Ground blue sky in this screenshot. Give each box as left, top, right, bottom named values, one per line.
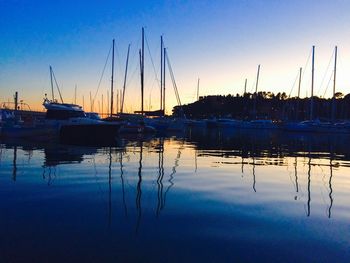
left=1, top=0, right=350, bottom=112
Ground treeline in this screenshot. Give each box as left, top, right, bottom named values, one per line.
left=173, top=91, right=350, bottom=121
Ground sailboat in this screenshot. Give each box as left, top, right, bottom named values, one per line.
left=240, top=65, right=278, bottom=130
left=138, top=31, right=188, bottom=132
left=284, top=46, right=350, bottom=133
left=117, top=29, right=156, bottom=134
left=284, top=46, right=321, bottom=132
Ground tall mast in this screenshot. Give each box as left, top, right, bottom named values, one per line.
left=310, top=46, right=315, bottom=120
left=255, top=64, right=260, bottom=94
left=163, top=47, right=166, bottom=114
left=141, top=27, right=145, bottom=115
left=197, top=78, right=200, bottom=101
left=244, top=78, right=247, bottom=95
left=110, top=39, right=115, bottom=117
left=297, top=67, right=302, bottom=98
left=254, top=64, right=260, bottom=118
left=121, top=44, right=130, bottom=114
left=160, top=36, right=163, bottom=111
left=332, top=46, right=337, bottom=123
left=49, top=66, right=55, bottom=101
left=296, top=67, right=302, bottom=120
left=14, top=91, right=18, bottom=113
left=139, top=49, right=143, bottom=114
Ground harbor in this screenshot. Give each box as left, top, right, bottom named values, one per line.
left=2, top=1, right=350, bottom=262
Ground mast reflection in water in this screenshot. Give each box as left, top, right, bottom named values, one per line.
left=0, top=129, right=350, bottom=262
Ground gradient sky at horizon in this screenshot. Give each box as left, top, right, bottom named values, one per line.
left=1, top=0, right=350, bottom=113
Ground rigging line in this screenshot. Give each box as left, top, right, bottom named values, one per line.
left=123, top=35, right=142, bottom=88
left=123, top=65, right=140, bottom=112
left=299, top=48, right=312, bottom=95
left=93, top=43, right=112, bottom=104
left=51, top=70, right=64, bottom=103
left=145, top=33, right=161, bottom=90
left=127, top=56, right=142, bottom=86
left=165, top=51, right=182, bottom=106
left=114, top=40, right=123, bottom=78
left=288, top=69, right=300, bottom=97
left=317, top=48, right=335, bottom=96
left=323, top=70, right=334, bottom=98
left=301, top=47, right=312, bottom=80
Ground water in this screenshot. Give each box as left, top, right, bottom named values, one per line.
left=0, top=129, right=350, bottom=262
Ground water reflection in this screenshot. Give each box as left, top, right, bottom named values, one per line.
left=156, top=138, right=164, bottom=217
left=0, top=130, right=349, bottom=222
left=1, top=130, right=350, bottom=261
left=136, top=141, right=143, bottom=234
left=119, top=151, right=128, bottom=218
left=12, top=145, right=17, bottom=181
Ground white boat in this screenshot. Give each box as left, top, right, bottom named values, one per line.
left=43, top=99, right=124, bottom=144
left=43, top=99, right=103, bottom=127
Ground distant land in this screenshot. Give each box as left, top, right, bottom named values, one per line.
left=173, top=92, right=349, bottom=121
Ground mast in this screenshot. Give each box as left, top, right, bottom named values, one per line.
left=163, top=47, right=166, bottom=115
left=14, top=91, right=18, bottom=111
left=296, top=67, right=302, bottom=120
left=332, top=46, right=337, bottom=123
left=244, top=78, right=247, bottom=95
left=14, top=92, right=18, bottom=124
left=141, top=27, right=145, bottom=115
left=254, top=64, right=260, bottom=118
left=197, top=78, right=200, bottom=101
left=121, top=44, right=130, bottom=114
left=49, top=66, right=55, bottom=101
left=310, top=45, right=315, bottom=120
left=160, top=36, right=163, bottom=111
left=297, top=67, right=302, bottom=98
left=255, top=64, right=260, bottom=94
left=110, top=39, right=115, bottom=117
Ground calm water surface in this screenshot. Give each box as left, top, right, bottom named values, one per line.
left=0, top=128, right=350, bottom=262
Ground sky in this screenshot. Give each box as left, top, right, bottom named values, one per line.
left=1, top=0, right=350, bottom=113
